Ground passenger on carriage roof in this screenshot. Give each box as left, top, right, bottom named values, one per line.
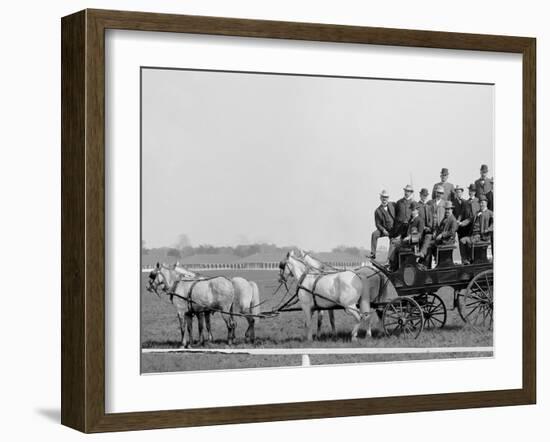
left=418, top=200, right=458, bottom=267
left=431, top=167, right=455, bottom=201
left=459, top=195, right=494, bottom=263
left=418, top=185, right=445, bottom=266
left=369, top=189, right=395, bottom=260
left=435, top=200, right=459, bottom=245
left=393, top=184, right=416, bottom=238
left=388, top=201, right=425, bottom=270
left=475, top=164, right=493, bottom=201
left=417, top=188, right=432, bottom=236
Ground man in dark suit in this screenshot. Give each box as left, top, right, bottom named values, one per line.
left=453, top=185, right=473, bottom=263
left=475, top=164, right=493, bottom=201
left=435, top=201, right=459, bottom=245
left=370, top=190, right=395, bottom=260
left=388, top=201, right=424, bottom=270
left=393, top=184, right=416, bottom=239
left=431, top=167, right=455, bottom=201
left=419, top=197, right=458, bottom=268
left=466, top=183, right=480, bottom=216
left=460, top=195, right=494, bottom=263
left=419, top=185, right=445, bottom=266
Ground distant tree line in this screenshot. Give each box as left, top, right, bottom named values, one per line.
left=142, top=242, right=370, bottom=259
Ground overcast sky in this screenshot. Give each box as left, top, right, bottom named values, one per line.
left=141, top=68, right=494, bottom=252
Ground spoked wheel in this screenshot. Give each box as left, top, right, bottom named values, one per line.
left=458, top=269, right=493, bottom=329
left=382, top=297, right=424, bottom=339
left=416, top=293, right=447, bottom=329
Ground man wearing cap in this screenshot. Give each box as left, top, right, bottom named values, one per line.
left=451, top=185, right=468, bottom=220
left=460, top=195, right=494, bottom=263
left=453, top=185, right=473, bottom=263
left=370, top=190, right=395, bottom=260
left=431, top=168, right=455, bottom=201
left=475, top=164, right=493, bottom=201
left=417, top=188, right=433, bottom=235
left=388, top=201, right=424, bottom=270
left=466, top=183, right=480, bottom=216
left=418, top=186, right=446, bottom=266
left=393, top=184, right=416, bottom=239
left=435, top=201, right=459, bottom=245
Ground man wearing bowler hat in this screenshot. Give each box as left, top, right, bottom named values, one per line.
left=460, top=195, right=493, bottom=263
left=420, top=196, right=456, bottom=266
left=453, top=185, right=473, bottom=263
left=417, top=188, right=432, bottom=237
left=394, top=184, right=416, bottom=239
left=435, top=200, right=459, bottom=245
left=431, top=167, right=455, bottom=201
left=388, top=201, right=424, bottom=270
left=475, top=164, right=493, bottom=201
left=370, top=190, right=395, bottom=260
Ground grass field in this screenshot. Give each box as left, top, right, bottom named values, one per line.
left=141, top=270, right=493, bottom=373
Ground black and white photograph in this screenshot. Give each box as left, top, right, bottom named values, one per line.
left=141, top=67, right=494, bottom=374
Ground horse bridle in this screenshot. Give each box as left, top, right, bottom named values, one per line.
left=146, top=268, right=171, bottom=298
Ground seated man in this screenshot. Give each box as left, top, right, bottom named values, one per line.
left=418, top=185, right=445, bottom=267
left=370, top=190, right=395, bottom=260
left=460, top=195, right=493, bottom=264
left=388, top=202, right=424, bottom=270
left=421, top=200, right=458, bottom=267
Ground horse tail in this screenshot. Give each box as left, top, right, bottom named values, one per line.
left=250, top=281, right=261, bottom=317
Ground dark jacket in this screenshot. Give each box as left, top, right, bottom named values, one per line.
left=474, top=178, right=493, bottom=200
left=394, top=197, right=415, bottom=237
left=452, top=197, right=468, bottom=221
left=405, top=215, right=425, bottom=244
left=374, top=203, right=395, bottom=235
left=486, top=190, right=494, bottom=211
left=436, top=214, right=458, bottom=244
left=471, top=209, right=494, bottom=240
left=461, top=197, right=480, bottom=234
left=418, top=200, right=433, bottom=233
left=454, top=198, right=473, bottom=237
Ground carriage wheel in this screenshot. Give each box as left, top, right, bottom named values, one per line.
left=382, top=297, right=424, bottom=339
left=458, top=269, right=493, bottom=329
left=416, top=293, right=447, bottom=329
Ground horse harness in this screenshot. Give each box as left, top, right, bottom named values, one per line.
left=295, top=271, right=340, bottom=309
left=169, top=276, right=218, bottom=313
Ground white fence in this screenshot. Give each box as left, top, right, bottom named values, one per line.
left=142, top=261, right=365, bottom=272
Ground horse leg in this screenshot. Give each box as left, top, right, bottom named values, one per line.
left=177, top=312, right=186, bottom=347
left=328, top=309, right=336, bottom=336
left=205, top=312, right=213, bottom=342
left=345, top=307, right=363, bottom=342
left=302, top=305, right=314, bottom=341
left=316, top=311, right=323, bottom=337
left=221, top=313, right=235, bottom=346
left=197, top=312, right=205, bottom=346
left=182, top=312, right=193, bottom=348
left=245, top=317, right=255, bottom=343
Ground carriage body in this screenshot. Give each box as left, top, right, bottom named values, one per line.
left=369, top=241, right=494, bottom=337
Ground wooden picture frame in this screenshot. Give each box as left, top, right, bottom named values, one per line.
left=61, top=9, right=536, bottom=433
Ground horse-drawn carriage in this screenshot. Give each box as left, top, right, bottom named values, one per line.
left=368, top=240, right=493, bottom=338
left=146, top=240, right=493, bottom=345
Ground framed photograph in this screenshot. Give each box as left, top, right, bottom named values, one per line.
left=61, top=9, right=536, bottom=433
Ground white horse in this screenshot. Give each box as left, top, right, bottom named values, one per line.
left=231, top=277, right=261, bottom=342
left=297, top=250, right=337, bottom=336
left=280, top=250, right=375, bottom=341
left=173, top=263, right=261, bottom=343
left=146, top=263, right=235, bottom=347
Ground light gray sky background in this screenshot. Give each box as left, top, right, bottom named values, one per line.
left=142, top=68, right=494, bottom=252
